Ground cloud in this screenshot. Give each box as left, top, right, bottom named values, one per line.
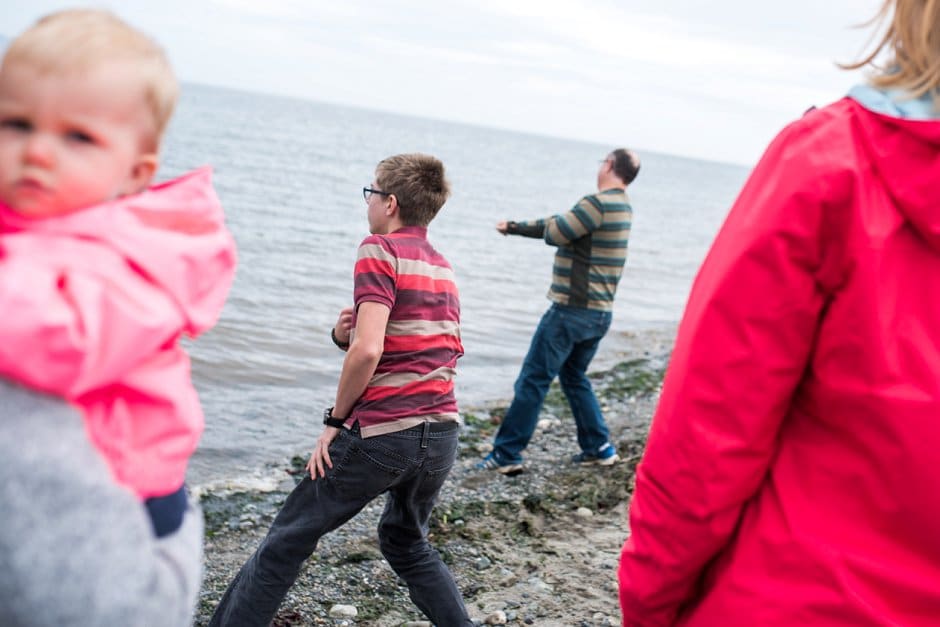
left=0, top=0, right=887, bottom=164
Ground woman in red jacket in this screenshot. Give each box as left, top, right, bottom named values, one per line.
left=618, top=1, right=940, bottom=624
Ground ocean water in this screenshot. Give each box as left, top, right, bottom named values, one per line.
left=159, top=83, right=751, bottom=490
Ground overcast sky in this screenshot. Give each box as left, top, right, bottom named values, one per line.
left=3, top=0, right=885, bottom=165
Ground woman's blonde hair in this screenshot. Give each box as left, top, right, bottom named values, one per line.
left=2, top=9, right=178, bottom=144
left=844, top=0, right=940, bottom=104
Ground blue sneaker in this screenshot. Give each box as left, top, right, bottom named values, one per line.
left=475, top=453, right=524, bottom=476
left=571, top=443, right=619, bottom=466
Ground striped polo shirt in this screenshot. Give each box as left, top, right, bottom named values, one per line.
left=509, top=188, right=632, bottom=312
left=349, top=225, right=463, bottom=436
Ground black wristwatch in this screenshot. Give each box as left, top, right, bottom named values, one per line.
left=322, top=406, right=347, bottom=429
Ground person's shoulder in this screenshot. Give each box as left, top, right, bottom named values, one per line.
left=753, top=98, right=868, bottom=210
left=579, top=191, right=625, bottom=212
left=358, top=233, right=394, bottom=251
left=356, top=234, right=399, bottom=266
left=775, top=98, right=861, bottom=151
left=758, top=98, right=870, bottom=180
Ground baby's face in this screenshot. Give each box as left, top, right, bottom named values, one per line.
left=0, top=60, right=157, bottom=217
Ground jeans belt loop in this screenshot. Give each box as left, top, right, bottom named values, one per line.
left=420, top=421, right=430, bottom=449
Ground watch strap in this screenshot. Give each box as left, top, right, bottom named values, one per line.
left=323, top=406, right=347, bottom=429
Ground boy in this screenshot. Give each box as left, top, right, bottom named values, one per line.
left=0, top=10, right=236, bottom=537
left=211, top=154, right=472, bottom=626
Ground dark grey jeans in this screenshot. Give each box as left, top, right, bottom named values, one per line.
left=209, top=421, right=472, bottom=626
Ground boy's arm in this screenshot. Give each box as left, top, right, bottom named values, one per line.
left=333, top=301, right=390, bottom=418
left=307, top=301, right=390, bottom=478
left=0, top=380, right=202, bottom=626
left=0, top=249, right=185, bottom=398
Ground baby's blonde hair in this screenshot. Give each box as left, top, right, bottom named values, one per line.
left=846, top=0, right=940, bottom=106
left=2, top=9, right=179, bottom=146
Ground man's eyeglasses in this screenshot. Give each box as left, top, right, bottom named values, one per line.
left=363, top=187, right=392, bottom=202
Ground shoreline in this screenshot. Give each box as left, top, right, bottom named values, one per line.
left=188, top=325, right=677, bottom=495
left=195, top=354, right=668, bottom=626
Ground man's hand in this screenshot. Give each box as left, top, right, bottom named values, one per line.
left=307, top=426, right=341, bottom=479
left=333, top=307, right=354, bottom=346
left=496, top=221, right=510, bottom=235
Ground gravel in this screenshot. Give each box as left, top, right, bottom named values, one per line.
left=195, top=354, right=667, bottom=626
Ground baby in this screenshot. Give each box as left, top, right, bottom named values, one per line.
left=0, top=10, right=236, bottom=537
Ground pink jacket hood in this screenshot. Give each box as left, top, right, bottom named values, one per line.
left=0, top=168, right=236, bottom=498
left=0, top=167, right=235, bottom=336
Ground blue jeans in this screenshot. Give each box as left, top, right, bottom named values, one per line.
left=492, top=303, right=613, bottom=465
left=209, top=421, right=472, bottom=626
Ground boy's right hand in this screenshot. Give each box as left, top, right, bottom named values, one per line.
left=333, top=307, right=354, bottom=345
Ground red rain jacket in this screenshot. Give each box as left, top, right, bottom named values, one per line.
left=619, top=98, right=940, bottom=625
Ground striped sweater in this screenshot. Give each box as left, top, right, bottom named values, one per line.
left=508, top=188, right=632, bottom=312
left=349, top=226, right=463, bottom=436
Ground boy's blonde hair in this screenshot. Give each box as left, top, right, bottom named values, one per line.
left=2, top=9, right=179, bottom=145
left=846, top=0, right=940, bottom=105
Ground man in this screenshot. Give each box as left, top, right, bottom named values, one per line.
left=210, top=154, right=472, bottom=626
left=478, top=149, right=640, bottom=475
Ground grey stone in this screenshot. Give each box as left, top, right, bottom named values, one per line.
left=329, top=603, right=358, bottom=618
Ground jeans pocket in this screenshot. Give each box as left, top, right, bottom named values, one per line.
left=425, top=434, right=459, bottom=477
left=327, top=433, right=411, bottom=494
left=357, top=437, right=411, bottom=475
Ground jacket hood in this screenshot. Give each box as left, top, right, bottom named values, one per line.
left=0, top=167, right=237, bottom=335
left=847, top=97, right=940, bottom=252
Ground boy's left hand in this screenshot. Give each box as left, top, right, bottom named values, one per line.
left=333, top=307, right=354, bottom=345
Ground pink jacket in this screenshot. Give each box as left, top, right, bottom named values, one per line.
left=0, top=168, right=237, bottom=499
left=619, top=99, right=940, bottom=625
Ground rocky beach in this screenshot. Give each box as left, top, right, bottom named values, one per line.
left=194, top=333, right=671, bottom=626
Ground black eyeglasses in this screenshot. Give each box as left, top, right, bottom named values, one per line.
left=363, top=186, right=392, bottom=202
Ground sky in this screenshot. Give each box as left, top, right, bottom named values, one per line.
left=2, top=0, right=885, bottom=165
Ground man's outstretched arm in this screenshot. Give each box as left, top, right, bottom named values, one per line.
left=496, top=219, right=546, bottom=238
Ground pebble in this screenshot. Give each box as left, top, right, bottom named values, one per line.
left=575, top=507, right=594, bottom=518
left=535, top=417, right=561, bottom=431
left=485, top=610, right=508, bottom=624
left=329, top=604, right=358, bottom=618
left=527, top=577, right=552, bottom=592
